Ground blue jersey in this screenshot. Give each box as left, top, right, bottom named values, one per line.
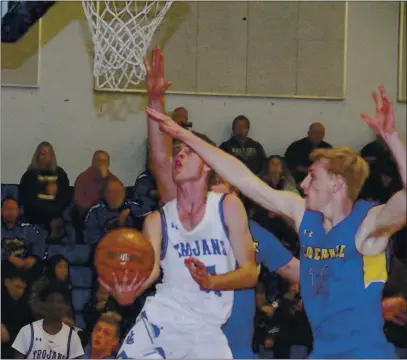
left=223, top=220, right=293, bottom=359
left=299, top=200, right=396, bottom=359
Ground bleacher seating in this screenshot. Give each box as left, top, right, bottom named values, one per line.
left=1, top=183, right=136, bottom=334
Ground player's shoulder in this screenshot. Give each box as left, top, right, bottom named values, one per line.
left=218, top=192, right=245, bottom=214
left=144, top=210, right=162, bottom=226
left=29, top=320, right=44, bottom=331
left=18, top=322, right=32, bottom=334
left=61, top=322, right=77, bottom=334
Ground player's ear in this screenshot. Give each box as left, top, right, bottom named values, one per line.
left=203, top=163, right=211, bottom=173
left=332, top=174, right=346, bottom=194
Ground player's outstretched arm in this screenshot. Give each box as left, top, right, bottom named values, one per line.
left=145, top=47, right=176, bottom=204
left=276, top=258, right=300, bottom=283
left=145, top=107, right=306, bottom=227
left=357, top=85, right=406, bottom=255
left=249, top=220, right=300, bottom=283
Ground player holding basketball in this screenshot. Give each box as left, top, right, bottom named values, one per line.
left=139, top=48, right=301, bottom=359
left=146, top=85, right=406, bottom=358
left=100, top=48, right=259, bottom=359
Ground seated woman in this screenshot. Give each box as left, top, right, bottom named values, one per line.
left=19, top=142, right=71, bottom=231
left=28, top=256, right=72, bottom=321
left=254, top=155, right=300, bottom=252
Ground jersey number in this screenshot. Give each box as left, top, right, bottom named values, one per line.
left=203, top=265, right=222, bottom=297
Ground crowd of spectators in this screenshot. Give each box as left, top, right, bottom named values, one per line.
left=1, top=110, right=406, bottom=358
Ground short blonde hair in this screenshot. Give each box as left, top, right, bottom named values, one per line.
left=99, top=311, right=122, bottom=325
left=310, top=147, right=369, bottom=201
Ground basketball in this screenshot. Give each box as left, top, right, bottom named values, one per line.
left=94, top=228, right=155, bottom=288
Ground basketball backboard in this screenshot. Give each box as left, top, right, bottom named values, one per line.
left=1, top=1, right=55, bottom=43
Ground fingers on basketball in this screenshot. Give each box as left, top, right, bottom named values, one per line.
left=130, top=272, right=146, bottom=291
left=113, top=271, right=122, bottom=289
left=129, top=271, right=139, bottom=287
left=98, top=277, right=113, bottom=293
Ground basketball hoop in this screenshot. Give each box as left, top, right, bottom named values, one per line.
left=82, top=0, right=173, bottom=90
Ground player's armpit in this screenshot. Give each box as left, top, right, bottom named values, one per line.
left=276, top=258, right=300, bottom=283
left=209, top=195, right=258, bottom=291
left=356, top=194, right=407, bottom=255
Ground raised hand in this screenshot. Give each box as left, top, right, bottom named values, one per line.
left=184, top=257, right=213, bottom=290
left=146, top=106, right=188, bottom=140
left=144, top=47, right=172, bottom=100
left=360, top=85, right=395, bottom=137
left=98, top=270, right=147, bottom=306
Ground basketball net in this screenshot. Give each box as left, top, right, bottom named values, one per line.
left=82, top=0, right=173, bottom=90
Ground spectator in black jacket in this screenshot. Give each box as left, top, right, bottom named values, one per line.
left=19, top=142, right=70, bottom=230
left=284, top=123, right=332, bottom=186
left=84, top=179, right=150, bottom=247
left=220, top=115, right=267, bottom=175
left=360, top=136, right=403, bottom=203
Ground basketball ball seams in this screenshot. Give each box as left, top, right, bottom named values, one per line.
left=94, top=228, right=155, bottom=288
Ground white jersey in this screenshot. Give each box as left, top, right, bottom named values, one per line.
left=12, top=320, right=84, bottom=359
left=154, top=191, right=236, bottom=326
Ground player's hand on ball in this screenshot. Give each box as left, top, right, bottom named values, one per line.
left=360, top=84, right=395, bottom=136
left=382, top=296, right=407, bottom=325
left=98, top=270, right=147, bottom=306
left=146, top=107, right=187, bottom=140
left=144, top=47, right=172, bottom=99
left=185, top=257, right=213, bottom=290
